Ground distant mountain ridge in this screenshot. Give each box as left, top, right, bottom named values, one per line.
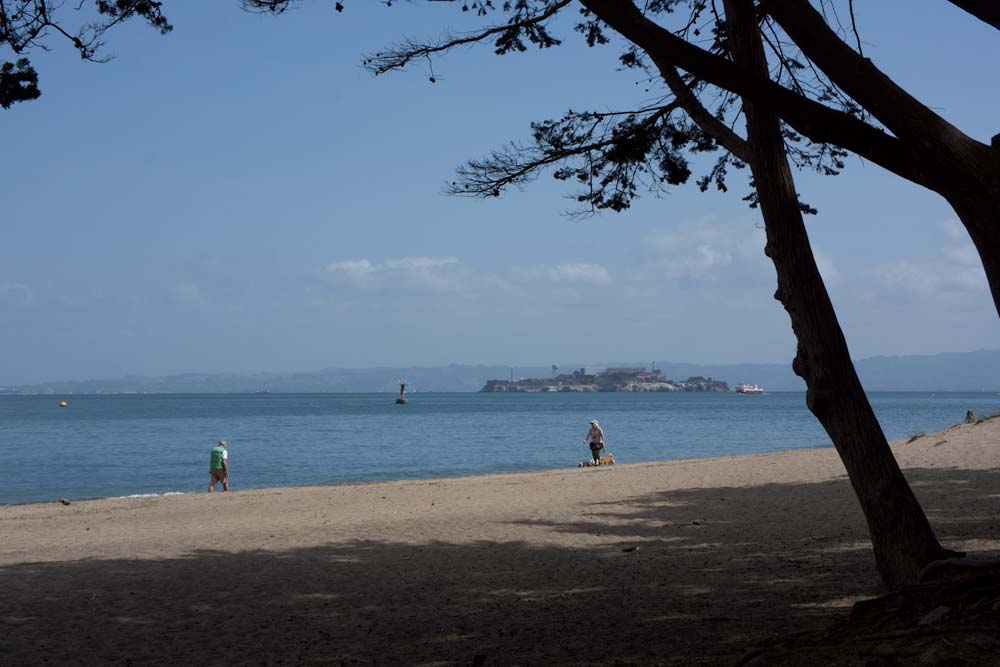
left=3, top=349, right=999, bottom=394
left=0, top=365, right=554, bottom=395
left=652, top=349, right=1000, bottom=392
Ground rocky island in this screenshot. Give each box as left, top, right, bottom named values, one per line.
left=480, top=367, right=729, bottom=392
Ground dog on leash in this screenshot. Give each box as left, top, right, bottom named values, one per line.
left=579, top=453, right=615, bottom=467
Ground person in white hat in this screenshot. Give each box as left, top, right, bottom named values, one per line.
left=583, top=419, right=605, bottom=464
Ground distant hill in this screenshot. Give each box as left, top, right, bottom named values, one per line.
left=3, top=350, right=999, bottom=394
left=649, top=349, right=1000, bottom=392
left=856, top=349, right=1000, bottom=391
left=0, top=365, right=554, bottom=395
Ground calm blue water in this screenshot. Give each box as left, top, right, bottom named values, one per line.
left=1, top=392, right=997, bottom=505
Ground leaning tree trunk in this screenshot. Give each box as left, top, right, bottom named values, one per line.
left=950, top=192, right=1000, bottom=320
left=723, top=0, right=959, bottom=589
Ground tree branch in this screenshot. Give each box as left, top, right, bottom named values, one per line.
left=657, top=63, right=750, bottom=162
left=764, top=0, right=989, bottom=174
left=577, top=0, right=939, bottom=192
left=450, top=102, right=679, bottom=197
left=363, top=0, right=572, bottom=75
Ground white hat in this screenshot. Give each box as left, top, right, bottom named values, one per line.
left=590, top=419, right=599, bottom=426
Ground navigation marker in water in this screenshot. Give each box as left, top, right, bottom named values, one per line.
left=396, top=381, right=408, bottom=405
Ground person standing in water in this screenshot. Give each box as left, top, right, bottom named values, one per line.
left=208, top=440, right=229, bottom=492
left=583, top=419, right=605, bottom=464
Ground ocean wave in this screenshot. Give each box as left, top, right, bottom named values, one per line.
left=112, top=491, right=187, bottom=500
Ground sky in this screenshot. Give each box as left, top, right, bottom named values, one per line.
left=1, top=1, right=999, bottom=385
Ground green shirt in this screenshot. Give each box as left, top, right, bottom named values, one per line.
left=210, top=445, right=227, bottom=471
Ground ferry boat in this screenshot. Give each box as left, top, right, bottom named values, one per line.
left=735, top=383, right=765, bottom=395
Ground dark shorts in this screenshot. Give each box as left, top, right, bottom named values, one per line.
left=589, top=442, right=604, bottom=452
left=210, top=469, right=227, bottom=483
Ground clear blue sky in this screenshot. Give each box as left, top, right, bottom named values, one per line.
left=2, top=1, right=998, bottom=384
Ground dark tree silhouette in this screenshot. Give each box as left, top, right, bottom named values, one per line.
left=0, top=1, right=172, bottom=108
left=244, top=0, right=985, bottom=589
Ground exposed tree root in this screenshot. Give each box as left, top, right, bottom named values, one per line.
left=734, top=564, right=1000, bottom=666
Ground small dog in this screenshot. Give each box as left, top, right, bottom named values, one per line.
left=579, top=453, right=615, bottom=467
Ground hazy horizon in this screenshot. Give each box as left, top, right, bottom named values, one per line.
left=6, top=346, right=999, bottom=390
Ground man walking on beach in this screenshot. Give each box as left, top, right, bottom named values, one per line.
left=208, top=440, right=229, bottom=492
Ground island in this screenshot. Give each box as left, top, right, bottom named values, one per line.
left=480, top=367, right=729, bottom=392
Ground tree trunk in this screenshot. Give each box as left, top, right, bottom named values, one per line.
left=946, top=0, right=1000, bottom=32
left=950, top=193, right=1000, bottom=320
left=723, top=0, right=958, bottom=590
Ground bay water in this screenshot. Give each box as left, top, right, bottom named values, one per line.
left=1, top=391, right=996, bottom=505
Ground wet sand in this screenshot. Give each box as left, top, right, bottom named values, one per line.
left=1, top=417, right=998, bottom=666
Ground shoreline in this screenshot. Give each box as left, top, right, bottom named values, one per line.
left=2, top=418, right=997, bottom=665
left=3, top=389, right=999, bottom=396
left=0, top=440, right=841, bottom=510
left=4, top=392, right=996, bottom=508
left=0, top=418, right=984, bottom=509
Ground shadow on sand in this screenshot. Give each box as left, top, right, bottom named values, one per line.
left=2, top=466, right=998, bottom=666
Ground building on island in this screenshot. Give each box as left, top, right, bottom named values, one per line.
left=481, top=367, right=728, bottom=393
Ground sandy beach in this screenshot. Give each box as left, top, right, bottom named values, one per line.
left=2, top=418, right=998, bottom=666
